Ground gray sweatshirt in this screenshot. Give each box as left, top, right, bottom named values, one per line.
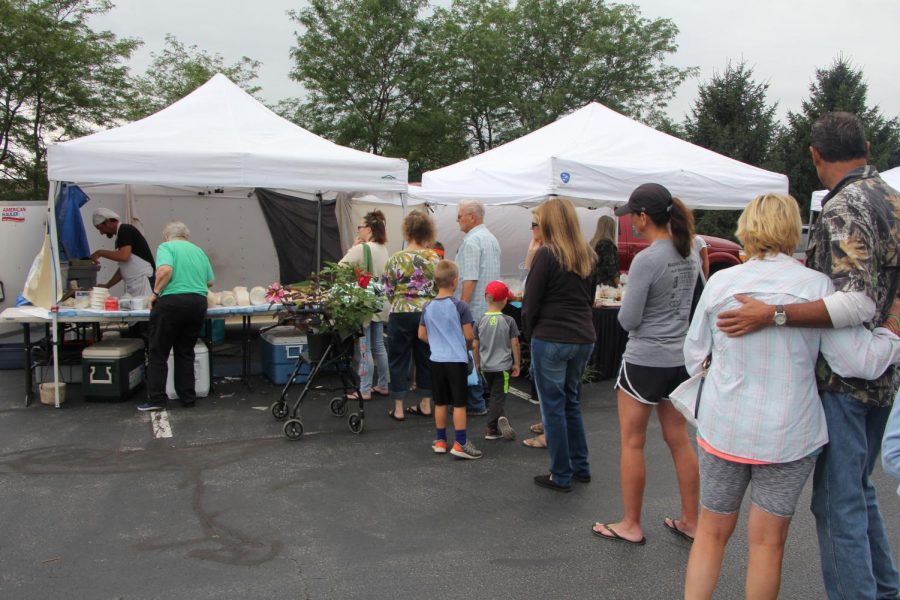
left=618, top=239, right=699, bottom=367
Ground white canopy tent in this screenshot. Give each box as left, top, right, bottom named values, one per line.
left=37, top=74, right=409, bottom=406
left=410, top=102, right=788, bottom=208
left=810, top=166, right=900, bottom=212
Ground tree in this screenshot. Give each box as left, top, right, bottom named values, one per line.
left=773, top=57, right=900, bottom=215
left=684, top=61, right=777, bottom=167
left=427, top=0, right=519, bottom=154
left=684, top=61, right=778, bottom=240
left=508, top=0, right=693, bottom=135
left=127, top=34, right=261, bottom=120
left=288, top=0, right=430, bottom=156
left=0, top=0, right=139, bottom=197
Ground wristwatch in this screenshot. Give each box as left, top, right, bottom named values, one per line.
left=773, top=305, right=787, bottom=327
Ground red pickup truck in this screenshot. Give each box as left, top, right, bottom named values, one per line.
left=617, top=213, right=744, bottom=274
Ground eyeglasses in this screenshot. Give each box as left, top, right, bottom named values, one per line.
left=531, top=222, right=539, bottom=229
left=357, top=225, right=369, bottom=230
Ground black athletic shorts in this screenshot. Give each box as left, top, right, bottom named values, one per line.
left=430, top=361, right=468, bottom=408
left=615, top=361, right=689, bottom=405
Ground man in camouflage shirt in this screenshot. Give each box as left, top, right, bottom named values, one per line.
left=718, top=112, right=900, bottom=599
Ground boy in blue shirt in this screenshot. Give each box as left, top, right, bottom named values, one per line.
left=419, top=260, right=482, bottom=459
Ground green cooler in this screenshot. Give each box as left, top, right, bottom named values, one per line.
left=82, top=338, right=146, bottom=401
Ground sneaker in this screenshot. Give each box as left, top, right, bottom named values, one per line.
left=484, top=427, right=503, bottom=440
left=450, top=440, right=483, bottom=460
left=137, top=402, right=166, bottom=412
left=467, top=408, right=488, bottom=416
left=497, top=416, right=516, bottom=440
left=432, top=439, right=448, bottom=454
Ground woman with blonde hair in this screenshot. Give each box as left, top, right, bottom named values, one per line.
left=592, top=183, right=700, bottom=543
left=683, top=193, right=900, bottom=599
left=382, top=210, right=441, bottom=421
left=522, top=197, right=597, bottom=491
left=590, top=214, right=620, bottom=286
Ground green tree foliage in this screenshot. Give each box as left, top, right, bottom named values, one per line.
left=427, top=0, right=519, bottom=153
left=772, top=57, right=900, bottom=215
left=127, top=34, right=261, bottom=120
left=684, top=61, right=778, bottom=241
left=287, top=0, right=690, bottom=168
left=288, top=0, right=430, bottom=156
left=0, top=0, right=138, bottom=197
left=510, top=0, right=691, bottom=134
left=684, top=61, right=777, bottom=166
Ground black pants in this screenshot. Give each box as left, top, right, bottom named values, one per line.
left=147, top=293, right=207, bottom=402
left=484, top=370, right=510, bottom=429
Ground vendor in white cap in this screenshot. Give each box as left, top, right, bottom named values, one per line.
left=90, top=208, right=156, bottom=298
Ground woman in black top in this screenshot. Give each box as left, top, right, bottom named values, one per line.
left=522, top=197, right=597, bottom=492
left=590, top=215, right=620, bottom=287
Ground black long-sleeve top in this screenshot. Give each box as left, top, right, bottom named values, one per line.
left=522, top=247, right=597, bottom=344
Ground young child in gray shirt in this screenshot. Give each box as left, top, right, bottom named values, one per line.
left=474, top=281, right=521, bottom=440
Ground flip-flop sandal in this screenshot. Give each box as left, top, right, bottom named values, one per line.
left=522, top=436, right=547, bottom=449
left=371, top=387, right=389, bottom=397
left=529, top=423, right=544, bottom=434
left=592, top=523, right=646, bottom=546
left=345, top=392, right=372, bottom=402
left=405, top=405, right=433, bottom=417
left=663, top=517, right=695, bottom=542
left=387, top=410, right=405, bottom=422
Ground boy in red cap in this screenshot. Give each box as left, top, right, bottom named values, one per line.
left=474, top=280, right=521, bottom=440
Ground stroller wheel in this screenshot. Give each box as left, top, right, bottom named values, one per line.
left=348, top=413, right=364, bottom=434
left=330, top=397, right=348, bottom=417
left=283, top=419, right=304, bottom=440
left=270, top=401, right=289, bottom=421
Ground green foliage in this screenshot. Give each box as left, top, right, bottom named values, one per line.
left=692, top=209, right=742, bottom=243
left=287, top=0, right=691, bottom=165
left=0, top=0, right=139, bottom=197
left=771, top=57, right=900, bottom=215
left=684, top=61, right=777, bottom=167
left=127, top=34, right=261, bottom=121
left=683, top=61, right=778, bottom=241
left=288, top=0, right=430, bottom=155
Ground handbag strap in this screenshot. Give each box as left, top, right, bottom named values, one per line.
left=362, top=243, right=373, bottom=274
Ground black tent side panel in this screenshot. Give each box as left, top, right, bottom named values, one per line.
left=256, top=189, right=342, bottom=284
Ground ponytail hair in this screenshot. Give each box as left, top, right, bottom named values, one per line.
left=364, top=209, right=387, bottom=244
left=645, top=197, right=694, bottom=258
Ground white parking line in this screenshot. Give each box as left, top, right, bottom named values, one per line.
left=509, top=386, right=537, bottom=404
left=151, top=410, right=173, bottom=438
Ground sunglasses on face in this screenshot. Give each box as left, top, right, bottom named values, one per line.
left=531, top=222, right=539, bottom=229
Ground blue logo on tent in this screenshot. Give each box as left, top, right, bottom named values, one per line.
left=381, top=174, right=397, bottom=180
left=560, top=172, right=571, bottom=184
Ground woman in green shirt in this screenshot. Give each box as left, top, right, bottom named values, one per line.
left=141, top=221, right=214, bottom=411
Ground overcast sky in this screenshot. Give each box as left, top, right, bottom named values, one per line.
left=91, top=0, right=900, bottom=123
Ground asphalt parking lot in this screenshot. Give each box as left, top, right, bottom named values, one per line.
left=0, top=364, right=898, bottom=600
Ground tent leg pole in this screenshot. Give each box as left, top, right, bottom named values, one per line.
left=316, top=192, right=323, bottom=272
left=46, top=181, right=62, bottom=408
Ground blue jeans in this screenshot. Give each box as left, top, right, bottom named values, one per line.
left=811, top=391, right=899, bottom=600
left=531, top=338, right=594, bottom=487
left=356, top=321, right=389, bottom=395
left=467, top=375, right=487, bottom=412
left=387, top=312, right=431, bottom=401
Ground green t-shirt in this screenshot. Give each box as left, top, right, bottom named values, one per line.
left=156, top=240, right=214, bottom=297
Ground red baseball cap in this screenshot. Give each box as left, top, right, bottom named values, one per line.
left=485, top=280, right=513, bottom=301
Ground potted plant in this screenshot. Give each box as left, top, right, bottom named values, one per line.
left=267, top=262, right=383, bottom=361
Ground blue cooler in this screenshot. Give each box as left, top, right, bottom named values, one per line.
left=261, top=327, right=310, bottom=384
